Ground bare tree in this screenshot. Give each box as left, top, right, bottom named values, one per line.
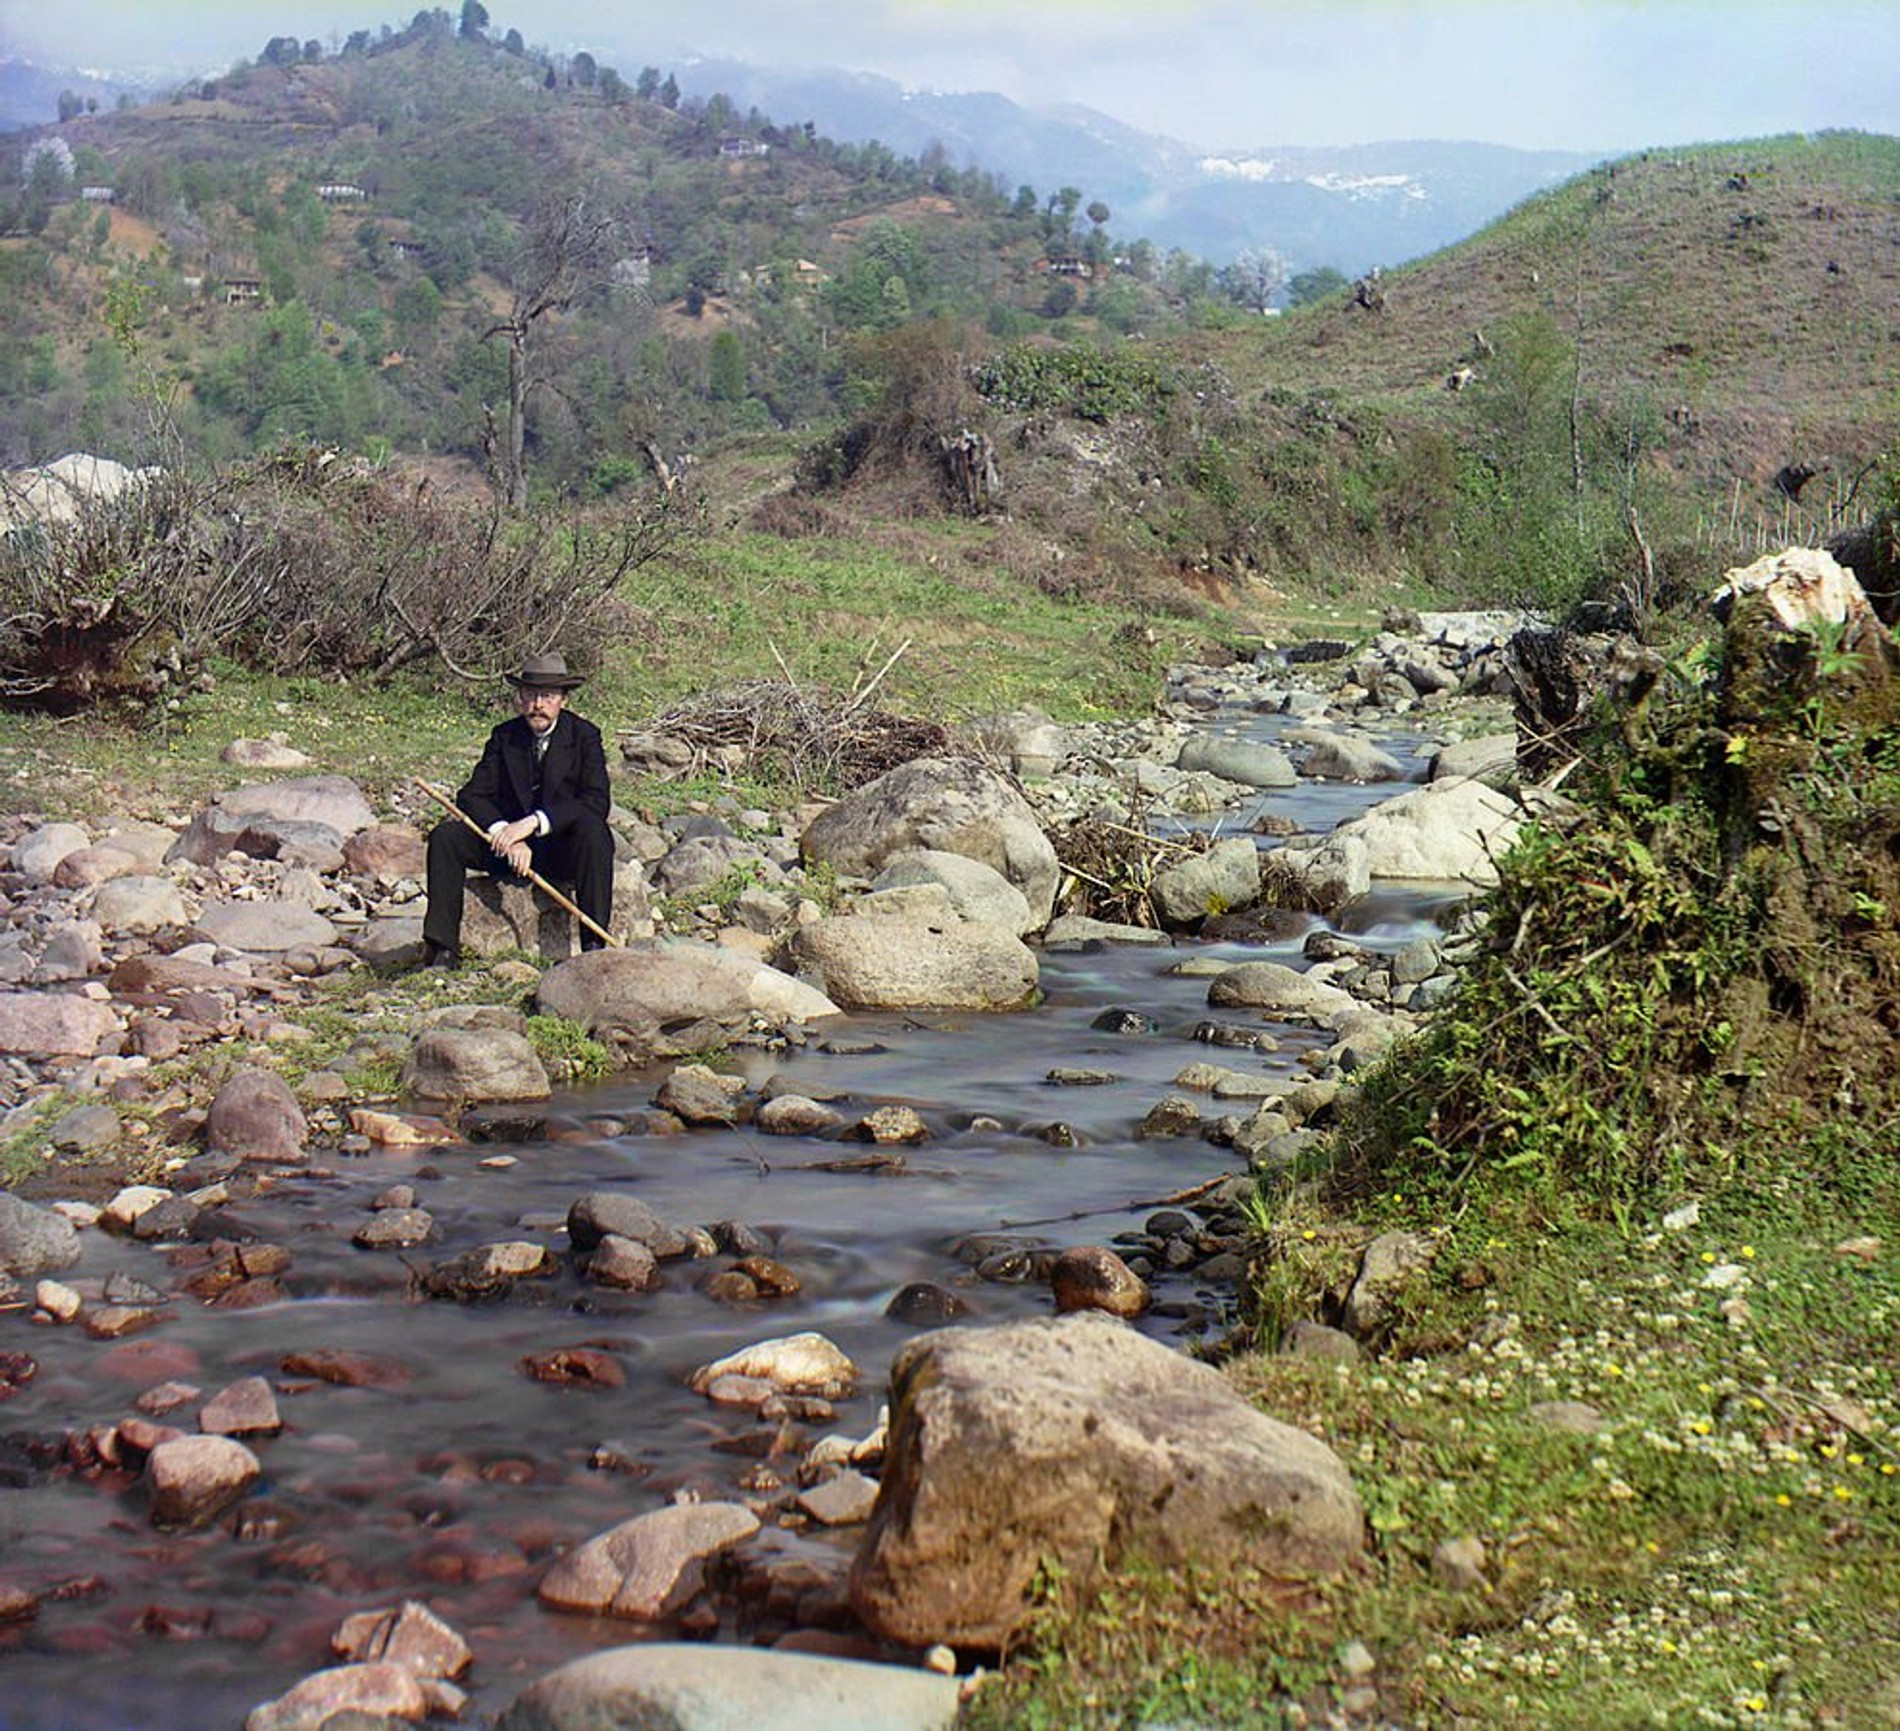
left=483, top=195, right=620, bottom=509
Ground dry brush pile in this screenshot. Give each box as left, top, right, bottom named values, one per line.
left=0, top=447, right=696, bottom=713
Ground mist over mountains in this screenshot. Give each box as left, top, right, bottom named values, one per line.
left=668, top=58, right=1596, bottom=272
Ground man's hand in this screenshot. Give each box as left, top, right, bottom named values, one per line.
left=489, top=816, right=539, bottom=876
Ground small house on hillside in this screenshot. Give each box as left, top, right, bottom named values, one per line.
left=317, top=183, right=368, bottom=203
left=1040, top=256, right=1094, bottom=280
left=719, top=136, right=768, bottom=159
left=224, top=278, right=264, bottom=304
left=79, top=186, right=115, bottom=204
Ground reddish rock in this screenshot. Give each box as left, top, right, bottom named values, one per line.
left=537, top=1502, right=762, bottom=1618
left=52, top=844, right=140, bottom=890
left=84, top=1305, right=170, bottom=1341
left=342, top=824, right=427, bottom=881
left=0, top=1582, right=40, bottom=1623
left=733, top=1255, right=801, bottom=1297
left=331, top=1600, right=471, bottom=1680
left=113, top=1418, right=186, bottom=1461
left=0, top=1351, right=37, bottom=1398
left=0, top=992, right=119, bottom=1058
left=147, top=1434, right=261, bottom=1529
left=519, top=1347, right=626, bottom=1389
left=280, top=1349, right=412, bottom=1389
left=205, top=1069, right=307, bottom=1163
left=135, top=1381, right=201, bottom=1416
left=200, top=1376, right=282, bottom=1438
left=586, top=1234, right=659, bottom=1291
left=1051, top=1245, right=1149, bottom=1319
left=243, top=1661, right=429, bottom=1731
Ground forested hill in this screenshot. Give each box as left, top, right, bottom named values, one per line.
left=0, top=8, right=1277, bottom=481
left=1, top=7, right=1896, bottom=627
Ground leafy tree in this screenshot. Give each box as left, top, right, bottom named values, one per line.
left=458, top=0, right=489, bottom=41
left=659, top=73, right=680, bottom=110
left=1288, top=266, right=1349, bottom=307
left=636, top=67, right=661, bottom=101
left=56, top=90, right=83, bottom=123
left=571, top=51, right=597, bottom=89
left=1221, top=245, right=1286, bottom=314
left=501, top=28, right=524, bottom=55
left=707, top=329, right=746, bottom=402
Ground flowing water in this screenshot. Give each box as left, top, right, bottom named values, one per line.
left=1, top=715, right=1465, bottom=1728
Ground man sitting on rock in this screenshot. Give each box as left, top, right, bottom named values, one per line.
left=422, top=652, right=613, bottom=967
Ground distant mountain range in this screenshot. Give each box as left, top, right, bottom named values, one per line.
left=0, top=40, right=1595, bottom=274
left=666, top=58, right=1599, bottom=272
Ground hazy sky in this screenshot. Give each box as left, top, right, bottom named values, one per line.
left=5, top=0, right=1896, bottom=153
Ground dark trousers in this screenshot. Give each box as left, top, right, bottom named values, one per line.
left=423, top=817, right=614, bottom=953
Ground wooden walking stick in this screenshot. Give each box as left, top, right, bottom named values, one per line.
left=413, top=778, right=623, bottom=949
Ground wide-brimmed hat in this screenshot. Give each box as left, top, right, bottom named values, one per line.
left=506, top=652, right=586, bottom=691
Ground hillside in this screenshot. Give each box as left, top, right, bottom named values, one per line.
left=1233, top=132, right=1900, bottom=492
left=664, top=58, right=1596, bottom=273
left=0, top=13, right=1894, bottom=623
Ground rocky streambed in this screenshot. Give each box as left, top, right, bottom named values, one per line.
left=0, top=617, right=1529, bottom=1728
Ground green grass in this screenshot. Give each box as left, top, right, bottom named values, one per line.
left=968, top=1197, right=1899, bottom=1728
left=0, top=520, right=1229, bottom=826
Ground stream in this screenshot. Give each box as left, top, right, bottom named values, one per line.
left=1, top=712, right=1466, bottom=1729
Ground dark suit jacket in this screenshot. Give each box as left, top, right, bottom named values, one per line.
left=457, top=710, right=610, bottom=841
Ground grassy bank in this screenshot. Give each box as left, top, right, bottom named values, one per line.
left=965, top=1183, right=1898, bottom=1728
left=0, top=517, right=1243, bottom=826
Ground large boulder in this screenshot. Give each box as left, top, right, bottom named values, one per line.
left=403, top=1028, right=550, bottom=1104
left=536, top=1502, right=761, bottom=1618
left=801, top=757, right=1059, bottom=928
left=849, top=1313, right=1362, bottom=1649
left=204, top=1069, right=308, bottom=1163
left=497, top=1645, right=961, bottom=1731
left=956, top=706, right=1073, bottom=779
left=536, top=941, right=836, bottom=1064
left=1286, top=727, right=1408, bottom=783
left=10, top=822, right=90, bottom=883
left=1327, top=775, right=1523, bottom=885
left=872, top=849, right=1036, bottom=936
left=1150, top=837, right=1261, bottom=929
left=167, top=776, right=374, bottom=869
left=1176, top=732, right=1297, bottom=789
left=0, top=992, right=119, bottom=1058
left=193, top=900, right=336, bottom=954
left=1206, top=960, right=1357, bottom=1021
left=789, top=914, right=1037, bottom=1011
left=0, top=1191, right=82, bottom=1277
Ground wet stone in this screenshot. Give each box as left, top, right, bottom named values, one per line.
left=851, top=1105, right=929, bottom=1144
left=352, top=1209, right=435, bottom=1251
left=587, top=1234, right=659, bottom=1292
left=1051, top=1245, right=1149, bottom=1319
left=885, top=1282, right=968, bottom=1327
left=1089, top=1007, right=1159, bottom=1035
left=280, top=1348, right=412, bottom=1389
left=147, top=1434, right=260, bottom=1530
left=199, top=1376, right=282, bottom=1438
left=1137, top=1096, right=1202, bottom=1138
left=519, top=1347, right=626, bottom=1389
